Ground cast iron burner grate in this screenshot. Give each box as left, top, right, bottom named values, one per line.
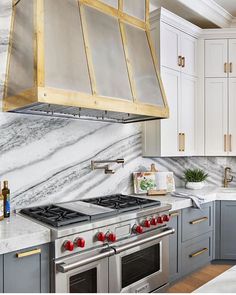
left=20, top=205, right=90, bottom=227
left=83, top=194, right=161, bottom=213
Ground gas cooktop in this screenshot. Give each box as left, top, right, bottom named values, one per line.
left=20, top=194, right=161, bottom=227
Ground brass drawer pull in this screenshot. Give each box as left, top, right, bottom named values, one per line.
left=182, top=56, right=185, bottom=68
left=189, top=216, right=208, bottom=225
left=170, top=212, right=180, bottom=217
left=230, top=62, right=233, bottom=73
left=16, top=248, right=41, bottom=258
left=189, top=247, right=208, bottom=258
left=178, top=56, right=182, bottom=67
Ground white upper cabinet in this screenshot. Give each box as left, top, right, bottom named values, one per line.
left=229, top=39, right=236, bottom=78
left=228, top=78, right=236, bottom=155
left=160, top=22, right=197, bottom=77
left=179, top=74, right=196, bottom=156
left=205, top=78, right=228, bottom=156
left=160, top=23, right=181, bottom=72
left=205, top=40, right=228, bottom=78
left=181, top=33, right=198, bottom=77
left=142, top=8, right=200, bottom=157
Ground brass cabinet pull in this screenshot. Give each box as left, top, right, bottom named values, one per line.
left=230, top=62, right=233, bottom=73
left=16, top=248, right=41, bottom=258
left=189, top=216, right=208, bottom=225
left=189, top=247, right=208, bottom=258
left=182, top=56, right=185, bottom=68
left=179, top=133, right=184, bottom=152
left=224, top=62, right=228, bottom=73
left=170, top=212, right=180, bottom=217
left=229, top=134, right=232, bottom=152
left=183, top=133, right=185, bottom=152
left=178, top=56, right=182, bottom=67
left=224, top=134, right=227, bottom=152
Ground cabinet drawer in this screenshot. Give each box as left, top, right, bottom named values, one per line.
left=182, top=232, right=212, bottom=276
left=182, top=202, right=213, bottom=242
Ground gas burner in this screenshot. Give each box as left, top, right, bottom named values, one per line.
left=84, top=194, right=161, bottom=212
left=21, top=205, right=90, bottom=227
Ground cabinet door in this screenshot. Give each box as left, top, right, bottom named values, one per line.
left=228, top=78, right=236, bottom=155
left=0, top=255, right=3, bottom=293
left=179, top=74, right=196, bottom=156
left=205, top=78, right=228, bottom=156
left=169, top=211, right=181, bottom=283
left=3, top=244, right=50, bottom=293
left=160, top=22, right=181, bottom=72
left=142, top=67, right=180, bottom=157
left=229, top=39, right=236, bottom=78
left=181, top=32, right=197, bottom=77
left=220, top=201, right=236, bottom=259
left=205, top=40, right=228, bottom=78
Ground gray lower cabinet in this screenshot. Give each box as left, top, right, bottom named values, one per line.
left=219, top=201, right=236, bottom=260
left=3, top=244, right=50, bottom=293
left=181, top=232, right=213, bottom=276
left=169, top=211, right=181, bottom=282
left=182, top=202, right=213, bottom=242
left=0, top=255, right=3, bottom=293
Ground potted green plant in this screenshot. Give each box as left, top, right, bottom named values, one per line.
left=183, top=168, right=208, bottom=190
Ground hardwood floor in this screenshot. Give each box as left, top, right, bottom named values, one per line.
left=168, top=263, right=233, bottom=293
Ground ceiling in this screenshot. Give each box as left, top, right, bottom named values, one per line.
left=150, top=0, right=236, bottom=29
left=213, top=0, right=236, bottom=16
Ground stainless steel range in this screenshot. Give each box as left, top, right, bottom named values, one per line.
left=21, top=194, right=174, bottom=293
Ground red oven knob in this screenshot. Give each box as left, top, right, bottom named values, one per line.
left=64, top=240, right=74, bottom=252
left=143, top=219, right=151, bottom=228
left=97, top=232, right=106, bottom=242
left=163, top=214, right=170, bottom=222
left=107, top=233, right=117, bottom=243
left=157, top=216, right=164, bottom=224
left=75, top=238, right=85, bottom=248
left=151, top=217, right=157, bottom=226
left=134, top=225, right=143, bottom=234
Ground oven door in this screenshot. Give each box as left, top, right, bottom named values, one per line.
left=54, top=247, right=114, bottom=293
left=109, top=228, right=174, bottom=293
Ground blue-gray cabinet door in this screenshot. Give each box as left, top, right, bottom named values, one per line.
left=3, top=244, right=50, bottom=293
left=220, top=201, right=236, bottom=259
left=0, top=255, right=3, bottom=293
left=169, top=211, right=181, bottom=282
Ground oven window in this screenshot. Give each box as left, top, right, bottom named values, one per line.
left=122, top=244, right=160, bottom=288
left=69, top=268, right=97, bottom=293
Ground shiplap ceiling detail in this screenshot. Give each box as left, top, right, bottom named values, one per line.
left=150, top=0, right=236, bottom=28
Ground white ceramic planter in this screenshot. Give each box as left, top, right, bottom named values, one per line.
left=186, top=181, right=205, bottom=190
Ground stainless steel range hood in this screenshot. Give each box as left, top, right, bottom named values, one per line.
left=3, top=0, right=169, bottom=123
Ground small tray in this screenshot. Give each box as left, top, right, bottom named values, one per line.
left=147, top=189, right=167, bottom=196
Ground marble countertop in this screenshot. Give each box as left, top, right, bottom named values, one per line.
left=140, top=186, right=236, bottom=211
left=193, top=265, right=236, bottom=293
left=0, top=213, right=51, bottom=255
left=1, top=186, right=236, bottom=255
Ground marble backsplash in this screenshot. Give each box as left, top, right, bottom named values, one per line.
left=0, top=0, right=236, bottom=210
left=0, top=111, right=234, bottom=210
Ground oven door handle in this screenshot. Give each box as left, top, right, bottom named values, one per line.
left=113, top=227, right=175, bottom=254
left=56, top=248, right=114, bottom=273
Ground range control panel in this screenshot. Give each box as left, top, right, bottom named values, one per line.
left=54, top=210, right=171, bottom=258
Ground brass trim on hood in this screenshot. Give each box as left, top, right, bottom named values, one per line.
left=4, top=0, right=169, bottom=123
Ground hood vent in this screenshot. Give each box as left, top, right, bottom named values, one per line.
left=4, top=0, right=169, bottom=123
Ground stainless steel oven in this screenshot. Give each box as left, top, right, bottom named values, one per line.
left=54, top=247, right=114, bottom=293
left=109, top=228, right=172, bottom=293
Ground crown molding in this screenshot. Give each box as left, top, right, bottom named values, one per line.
left=150, top=7, right=202, bottom=38
left=178, top=0, right=233, bottom=28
